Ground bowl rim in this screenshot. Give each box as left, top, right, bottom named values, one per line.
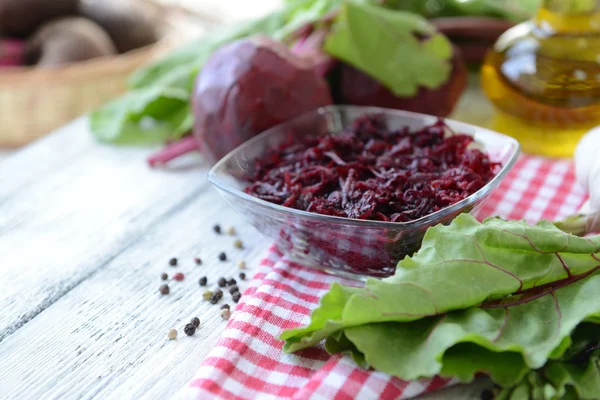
left=208, top=105, right=520, bottom=229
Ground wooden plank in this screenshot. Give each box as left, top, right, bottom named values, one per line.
left=0, top=172, right=267, bottom=399
left=0, top=119, right=213, bottom=342
left=0, top=119, right=96, bottom=197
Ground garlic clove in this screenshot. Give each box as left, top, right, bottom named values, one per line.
left=574, top=126, right=600, bottom=192
left=588, top=158, right=600, bottom=211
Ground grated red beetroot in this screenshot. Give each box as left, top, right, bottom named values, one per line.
left=245, top=115, right=498, bottom=222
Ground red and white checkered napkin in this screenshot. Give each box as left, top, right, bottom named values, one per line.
left=175, top=155, right=586, bottom=400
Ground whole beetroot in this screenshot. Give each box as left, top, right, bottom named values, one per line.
left=0, top=0, right=79, bottom=38
left=193, top=35, right=332, bottom=163
left=337, top=47, right=467, bottom=118
left=148, top=35, right=333, bottom=167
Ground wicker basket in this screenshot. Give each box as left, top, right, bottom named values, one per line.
left=0, top=1, right=217, bottom=147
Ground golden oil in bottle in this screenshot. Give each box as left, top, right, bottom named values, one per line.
left=481, top=0, right=600, bottom=157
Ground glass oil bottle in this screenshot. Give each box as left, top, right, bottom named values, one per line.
left=481, top=0, right=600, bottom=157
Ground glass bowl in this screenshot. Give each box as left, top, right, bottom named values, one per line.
left=209, top=105, right=520, bottom=279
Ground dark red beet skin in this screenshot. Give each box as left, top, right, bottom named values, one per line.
left=245, top=114, right=497, bottom=223
left=192, top=35, right=333, bottom=163
left=337, top=48, right=467, bottom=118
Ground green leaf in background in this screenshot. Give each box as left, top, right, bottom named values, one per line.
left=129, top=11, right=290, bottom=90
left=89, top=11, right=292, bottom=145
left=324, top=0, right=453, bottom=97
left=89, top=86, right=190, bottom=144
left=282, top=214, right=600, bottom=352
left=89, top=0, right=539, bottom=145
left=276, top=0, right=344, bottom=40
left=382, top=0, right=541, bottom=22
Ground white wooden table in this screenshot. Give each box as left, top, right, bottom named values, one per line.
left=0, top=85, right=495, bottom=399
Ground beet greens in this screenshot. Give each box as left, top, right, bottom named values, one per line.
left=281, top=214, right=600, bottom=395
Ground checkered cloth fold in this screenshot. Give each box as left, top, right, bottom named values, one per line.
left=175, top=155, right=586, bottom=400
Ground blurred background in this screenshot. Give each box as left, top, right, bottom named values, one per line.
left=0, top=0, right=280, bottom=160
left=4, top=0, right=598, bottom=161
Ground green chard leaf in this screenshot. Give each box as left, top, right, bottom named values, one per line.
left=342, top=275, right=600, bottom=386
left=282, top=214, right=600, bottom=389
left=324, top=0, right=453, bottom=97
left=497, top=347, right=600, bottom=399
left=282, top=214, right=600, bottom=351
left=281, top=283, right=361, bottom=352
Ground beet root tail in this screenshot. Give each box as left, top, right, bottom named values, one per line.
left=147, top=136, right=199, bottom=167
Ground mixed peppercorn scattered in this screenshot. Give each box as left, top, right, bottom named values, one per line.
left=160, top=223, right=249, bottom=340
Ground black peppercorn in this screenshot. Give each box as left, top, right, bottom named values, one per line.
left=194, top=257, right=202, bottom=265
left=209, top=295, right=219, bottom=305
left=199, top=276, right=208, bottom=286
left=184, top=323, right=196, bottom=336
left=227, top=278, right=237, bottom=286
left=191, top=317, right=200, bottom=327
left=161, top=273, right=168, bottom=281
left=221, top=304, right=230, bottom=310
left=218, top=252, right=227, bottom=261
left=214, top=289, right=223, bottom=299
left=159, top=284, right=170, bottom=295
left=217, top=277, right=227, bottom=287
left=169, top=257, right=178, bottom=266
left=229, top=285, right=239, bottom=295
left=239, top=272, right=246, bottom=280
left=213, top=224, right=221, bottom=234
left=232, top=292, right=241, bottom=303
